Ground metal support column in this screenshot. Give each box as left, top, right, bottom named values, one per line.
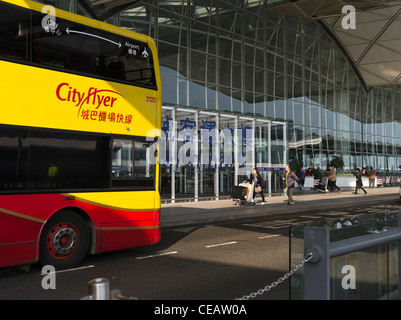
left=194, top=111, right=199, bottom=201
left=234, top=116, right=239, bottom=186
left=303, top=227, right=330, bottom=300
left=215, top=115, right=219, bottom=200
left=268, top=121, right=272, bottom=196
left=251, top=119, right=255, bottom=169
left=397, top=214, right=401, bottom=300
left=283, top=122, right=287, bottom=165
left=171, top=109, right=176, bottom=203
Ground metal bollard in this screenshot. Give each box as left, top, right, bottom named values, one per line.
left=81, top=277, right=137, bottom=300
left=88, top=278, right=111, bottom=300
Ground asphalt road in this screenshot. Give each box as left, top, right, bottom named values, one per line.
left=1, top=196, right=401, bottom=305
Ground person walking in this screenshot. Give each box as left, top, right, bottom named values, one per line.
left=355, top=168, right=367, bottom=195
left=250, top=168, right=266, bottom=205
left=327, top=164, right=342, bottom=193
left=367, top=166, right=376, bottom=189
left=282, top=165, right=300, bottom=205
left=297, top=167, right=305, bottom=190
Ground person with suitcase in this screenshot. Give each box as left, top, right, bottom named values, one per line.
left=250, top=168, right=266, bottom=205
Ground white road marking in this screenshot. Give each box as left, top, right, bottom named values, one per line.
left=136, top=251, right=178, bottom=260
left=257, top=234, right=281, bottom=239
left=205, top=241, right=238, bottom=248
left=300, top=215, right=322, bottom=219
left=243, top=219, right=298, bottom=229
left=41, top=265, right=95, bottom=275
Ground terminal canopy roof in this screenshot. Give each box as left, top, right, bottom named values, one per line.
left=268, top=0, right=401, bottom=87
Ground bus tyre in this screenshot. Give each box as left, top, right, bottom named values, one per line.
left=39, top=211, right=90, bottom=270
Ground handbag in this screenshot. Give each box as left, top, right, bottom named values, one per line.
left=255, top=185, right=262, bottom=193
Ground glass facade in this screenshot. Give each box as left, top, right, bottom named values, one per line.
left=36, top=0, right=401, bottom=201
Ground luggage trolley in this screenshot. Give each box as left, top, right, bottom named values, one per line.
left=231, top=182, right=255, bottom=205
left=313, top=176, right=329, bottom=193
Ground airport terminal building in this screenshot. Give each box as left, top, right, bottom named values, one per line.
left=38, top=0, right=401, bottom=201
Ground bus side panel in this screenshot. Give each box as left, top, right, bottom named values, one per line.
left=1, top=194, right=70, bottom=222
left=0, top=211, right=41, bottom=267
left=70, top=192, right=160, bottom=253
left=0, top=210, right=44, bottom=268
left=0, top=192, right=160, bottom=267
left=99, top=220, right=158, bottom=252
left=70, top=203, right=157, bottom=253
left=58, top=193, right=160, bottom=255
left=0, top=194, right=73, bottom=268
left=153, top=210, right=161, bottom=244
left=0, top=241, right=37, bottom=268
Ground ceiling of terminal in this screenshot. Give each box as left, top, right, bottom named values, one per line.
left=77, top=0, right=139, bottom=21
left=87, top=0, right=138, bottom=11
left=80, top=0, right=401, bottom=88
left=268, top=0, right=401, bottom=87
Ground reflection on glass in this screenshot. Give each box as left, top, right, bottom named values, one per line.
left=112, top=139, right=132, bottom=179
left=290, top=211, right=399, bottom=300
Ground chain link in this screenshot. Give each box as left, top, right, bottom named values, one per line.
left=235, top=252, right=314, bottom=300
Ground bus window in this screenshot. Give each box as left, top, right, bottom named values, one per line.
left=112, top=139, right=155, bottom=188
left=0, top=126, right=111, bottom=192
left=28, top=130, right=110, bottom=190
left=30, top=9, right=156, bottom=87
left=0, top=127, right=29, bottom=191
left=134, top=141, right=155, bottom=187
left=0, top=4, right=29, bottom=61
left=31, top=12, right=101, bottom=74
left=102, top=39, right=156, bottom=87
left=112, top=139, right=133, bottom=179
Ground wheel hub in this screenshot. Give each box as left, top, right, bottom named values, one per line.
left=47, top=223, right=79, bottom=258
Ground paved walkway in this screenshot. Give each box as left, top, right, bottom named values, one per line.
left=161, top=186, right=400, bottom=228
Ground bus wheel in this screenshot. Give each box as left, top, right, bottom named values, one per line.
left=39, top=211, right=90, bottom=270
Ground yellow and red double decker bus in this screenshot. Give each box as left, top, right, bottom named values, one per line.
left=0, top=0, right=161, bottom=269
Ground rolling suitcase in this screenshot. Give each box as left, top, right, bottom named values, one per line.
left=240, top=182, right=254, bottom=203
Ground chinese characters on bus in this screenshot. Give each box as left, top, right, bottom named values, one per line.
left=80, top=109, right=133, bottom=124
